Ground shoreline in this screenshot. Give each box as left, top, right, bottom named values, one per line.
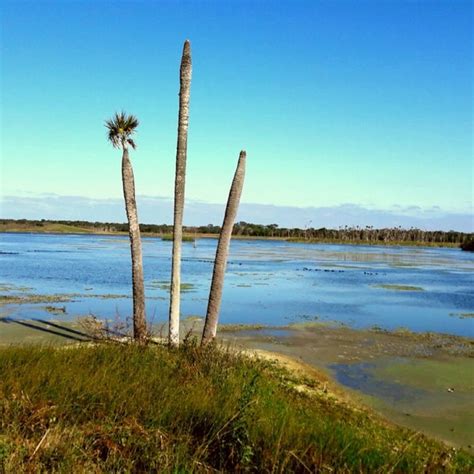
left=1, top=314, right=473, bottom=450
left=221, top=323, right=474, bottom=450
left=0, top=228, right=463, bottom=249
left=2, top=341, right=472, bottom=471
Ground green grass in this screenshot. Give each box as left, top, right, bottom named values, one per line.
left=44, top=223, right=91, bottom=233
left=218, top=324, right=270, bottom=332
left=0, top=343, right=472, bottom=473
left=0, top=223, right=90, bottom=234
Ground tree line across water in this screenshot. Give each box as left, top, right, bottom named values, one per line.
left=2, top=218, right=472, bottom=246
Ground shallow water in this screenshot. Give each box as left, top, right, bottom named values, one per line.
left=1, top=233, right=473, bottom=337
left=329, top=362, right=427, bottom=402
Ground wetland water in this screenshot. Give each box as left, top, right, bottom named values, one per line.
left=0, top=232, right=473, bottom=337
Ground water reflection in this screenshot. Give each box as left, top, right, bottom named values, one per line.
left=0, top=233, right=473, bottom=336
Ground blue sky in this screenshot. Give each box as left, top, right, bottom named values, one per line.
left=1, top=0, right=472, bottom=230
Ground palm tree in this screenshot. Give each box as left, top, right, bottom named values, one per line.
left=105, top=111, right=147, bottom=342
left=169, top=40, right=192, bottom=347
left=202, top=151, right=247, bottom=346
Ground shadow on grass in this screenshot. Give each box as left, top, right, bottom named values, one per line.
left=0, top=317, right=92, bottom=342
left=0, top=317, right=161, bottom=345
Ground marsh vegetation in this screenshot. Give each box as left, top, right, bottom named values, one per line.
left=2, top=219, right=472, bottom=248
left=1, top=343, right=472, bottom=473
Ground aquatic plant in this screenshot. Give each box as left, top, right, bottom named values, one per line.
left=373, top=284, right=424, bottom=291
left=161, top=234, right=194, bottom=242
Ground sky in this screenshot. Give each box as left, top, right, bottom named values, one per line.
left=0, top=0, right=472, bottom=230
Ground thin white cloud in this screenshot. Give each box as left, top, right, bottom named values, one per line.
left=0, top=194, right=472, bottom=232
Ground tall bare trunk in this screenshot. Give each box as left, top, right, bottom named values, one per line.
left=202, top=151, right=246, bottom=346
left=122, top=147, right=147, bottom=342
left=169, top=40, right=192, bottom=347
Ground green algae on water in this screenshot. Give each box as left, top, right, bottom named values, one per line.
left=450, top=312, right=474, bottom=320
left=373, top=284, right=424, bottom=291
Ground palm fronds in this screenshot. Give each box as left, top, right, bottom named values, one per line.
left=105, top=111, right=139, bottom=149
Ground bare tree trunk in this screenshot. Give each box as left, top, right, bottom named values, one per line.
left=202, top=151, right=246, bottom=346
left=122, top=147, right=147, bottom=342
left=169, top=40, right=192, bottom=347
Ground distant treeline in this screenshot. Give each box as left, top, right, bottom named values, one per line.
left=1, top=219, right=472, bottom=245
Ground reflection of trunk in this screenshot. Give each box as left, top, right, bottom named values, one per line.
left=202, top=151, right=246, bottom=346
left=169, top=40, right=192, bottom=347
left=122, top=147, right=147, bottom=341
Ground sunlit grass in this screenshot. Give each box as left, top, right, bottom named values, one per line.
left=0, top=342, right=472, bottom=472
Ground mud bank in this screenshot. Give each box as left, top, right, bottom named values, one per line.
left=221, top=323, right=474, bottom=451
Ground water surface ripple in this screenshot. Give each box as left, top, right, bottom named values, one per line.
left=1, top=233, right=473, bottom=336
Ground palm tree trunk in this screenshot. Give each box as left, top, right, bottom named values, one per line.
left=202, top=151, right=246, bottom=346
left=169, top=40, right=192, bottom=347
left=122, top=147, right=147, bottom=342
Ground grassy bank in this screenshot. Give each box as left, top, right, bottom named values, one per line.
left=0, top=343, right=472, bottom=472
left=0, top=222, right=92, bottom=234
left=286, top=237, right=460, bottom=248
left=0, top=221, right=466, bottom=248
left=0, top=222, right=273, bottom=242
left=161, top=233, right=195, bottom=242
